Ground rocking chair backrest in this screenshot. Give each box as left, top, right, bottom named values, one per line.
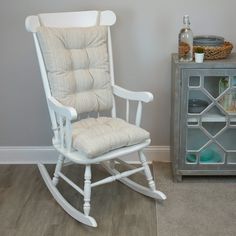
left=25, top=11, right=116, bottom=135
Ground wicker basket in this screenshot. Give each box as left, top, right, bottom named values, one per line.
left=193, top=42, right=233, bottom=60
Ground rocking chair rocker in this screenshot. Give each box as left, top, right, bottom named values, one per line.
left=25, top=10, right=166, bottom=227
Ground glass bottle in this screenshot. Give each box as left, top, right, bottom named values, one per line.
left=178, top=15, right=193, bottom=62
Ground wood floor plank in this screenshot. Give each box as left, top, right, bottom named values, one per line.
left=0, top=164, right=157, bottom=236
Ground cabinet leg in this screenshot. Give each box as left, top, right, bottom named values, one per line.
left=174, top=174, right=182, bottom=182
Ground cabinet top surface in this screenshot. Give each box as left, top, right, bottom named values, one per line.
left=172, top=53, right=236, bottom=69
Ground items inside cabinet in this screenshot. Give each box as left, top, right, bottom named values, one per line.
left=186, top=74, right=236, bottom=165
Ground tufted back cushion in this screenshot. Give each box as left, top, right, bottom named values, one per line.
left=37, top=26, right=113, bottom=114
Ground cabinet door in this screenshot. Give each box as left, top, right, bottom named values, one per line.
left=180, top=69, right=236, bottom=170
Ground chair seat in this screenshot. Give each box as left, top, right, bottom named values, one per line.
left=72, top=117, right=150, bottom=158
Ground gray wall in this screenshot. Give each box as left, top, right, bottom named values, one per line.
left=1, top=0, right=236, bottom=146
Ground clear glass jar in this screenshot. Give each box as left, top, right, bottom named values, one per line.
left=178, top=15, right=193, bottom=62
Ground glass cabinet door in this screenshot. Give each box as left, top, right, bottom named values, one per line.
left=181, top=69, right=236, bottom=169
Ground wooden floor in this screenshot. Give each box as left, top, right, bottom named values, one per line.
left=0, top=164, right=158, bottom=236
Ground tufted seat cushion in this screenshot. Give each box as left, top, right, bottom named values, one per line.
left=72, top=117, right=150, bottom=158
left=37, top=26, right=113, bottom=114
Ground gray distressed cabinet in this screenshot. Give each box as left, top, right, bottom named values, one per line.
left=171, top=53, right=236, bottom=181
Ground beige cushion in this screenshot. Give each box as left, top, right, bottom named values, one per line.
left=72, top=117, right=150, bottom=158
left=37, top=26, right=113, bottom=114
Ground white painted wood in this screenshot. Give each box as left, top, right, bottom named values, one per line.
left=47, top=97, right=77, bottom=121
left=25, top=15, right=40, bottom=32
left=63, top=160, right=74, bottom=167
left=108, top=27, right=115, bottom=86
left=38, top=164, right=97, bottom=227
left=113, top=85, right=154, bottom=103
left=0, top=145, right=171, bottom=164
left=126, top=100, right=130, bottom=122
left=83, top=165, right=91, bottom=216
left=59, top=117, right=64, bottom=149
left=38, top=10, right=116, bottom=28
left=102, top=162, right=166, bottom=200
left=52, top=154, right=65, bottom=186
left=138, top=151, right=156, bottom=191
left=65, top=119, right=73, bottom=152
left=113, top=85, right=153, bottom=126
left=100, top=11, right=116, bottom=26
left=47, top=97, right=77, bottom=152
left=135, top=101, right=143, bottom=126
left=53, top=139, right=151, bottom=165
left=38, top=11, right=98, bottom=28
left=25, top=11, right=116, bottom=32
left=111, top=95, right=116, bottom=118
left=25, top=10, right=166, bottom=227
left=108, top=26, right=117, bottom=118
left=91, top=166, right=144, bottom=188
left=32, top=33, right=59, bottom=142
left=58, top=172, right=84, bottom=196
left=113, top=158, right=145, bottom=176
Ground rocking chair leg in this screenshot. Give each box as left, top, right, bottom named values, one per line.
left=38, top=164, right=97, bottom=227
left=83, top=165, right=92, bottom=216
left=138, top=151, right=156, bottom=191
left=52, top=154, right=65, bottom=186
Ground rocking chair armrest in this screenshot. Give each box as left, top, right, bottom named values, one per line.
left=47, top=97, right=77, bottom=121
left=112, top=85, right=154, bottom=103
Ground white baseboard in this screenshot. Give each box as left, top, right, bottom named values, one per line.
left=0, top=146, right=57, bottom=164
left=0, top=146, right=170, bottom=164
left=123, top=146, right=170, bottom=163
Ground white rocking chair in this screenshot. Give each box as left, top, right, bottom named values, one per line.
left=25, top=10, right=166, bottom=227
